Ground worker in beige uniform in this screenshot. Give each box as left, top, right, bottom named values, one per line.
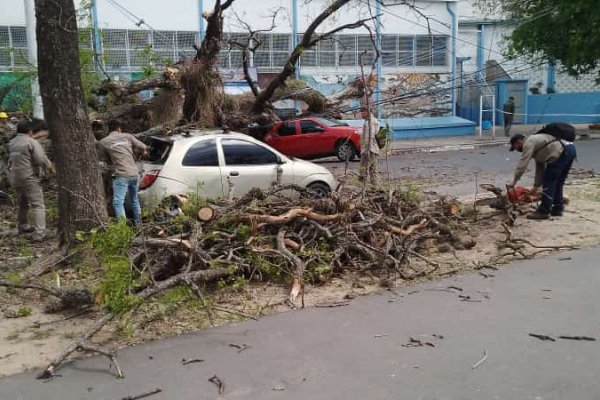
left=360, top=107, right=380, bottom=185
left=7, top=119, right=55, bottom=239
left=509, top=131, right=576, bottom=220
left=98, top=121, right=148, bottom=225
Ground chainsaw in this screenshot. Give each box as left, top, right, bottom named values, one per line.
left=476, top=184, right=541, bottom=210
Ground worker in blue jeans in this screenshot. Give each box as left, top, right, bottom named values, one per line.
left=538, top=142, right=577, bottom=216
left=98, top=121, right=148, bottom=224
left=509, top=133, right=576, bottom=219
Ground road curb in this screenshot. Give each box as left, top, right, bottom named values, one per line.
left=389, top=133, right=600, bottom=155
left=389, top=140, right=506, bottom=155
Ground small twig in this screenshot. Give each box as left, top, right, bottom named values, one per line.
left=209, top=374, right=225, bottom=395
left=228, top=343, right=251, bottom=353
left=471, top=350, right=488, bottom=369
left=76, top=342, right=123, bottom=379
left=402, top=337, right=435, bottom=347
left=558, top=335, right=596, bottom=341
left=33, top=307, right=92, bottom=327
left=213, top=305, right=258, bottom=321
left=314, top=301, right=350, bottom=308
left=529, top=333, right=556, bottom=341
left=374, top=334, right=389, bottom=338
left=407, top=249, right=440, bottom=268
left=0, top=352, right=17, bottom=360
left=119, top=388, right=162, bottom=400
left=181, top=358, right=205, bottom=365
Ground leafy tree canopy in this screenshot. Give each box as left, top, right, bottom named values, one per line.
left=475, top=0, right=600, bottom=81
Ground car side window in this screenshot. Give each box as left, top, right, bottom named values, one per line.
left=182, top=139, right=219, bottom=166
left=278, top=122, right=296, bottom=136
left=222, top=138, right=278, bottom=165
left=300, top=120, right=323, bottom=134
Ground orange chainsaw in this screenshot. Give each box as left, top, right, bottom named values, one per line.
left=476, top=184, right=541, bottom=209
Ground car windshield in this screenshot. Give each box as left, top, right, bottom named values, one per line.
left=315, top=117, right=346, bottom=127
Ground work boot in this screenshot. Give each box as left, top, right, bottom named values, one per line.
left=550, top=208, right=563, bottom=217
left=526, top=211, right=550, bottom=220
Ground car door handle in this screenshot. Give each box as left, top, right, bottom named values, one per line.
left=229, top=171, right=239, bottom=176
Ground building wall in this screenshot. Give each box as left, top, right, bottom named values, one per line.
left=2, top=0, right=458, bottom=116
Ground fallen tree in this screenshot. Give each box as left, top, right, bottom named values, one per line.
left=4, top=181, right=483, bottom=378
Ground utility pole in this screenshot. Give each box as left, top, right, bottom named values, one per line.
left=375, top=0, right=382, bottom=118
left=91, top=0, right=104, bottom=71
left=292, top=0, right=301, bottom=115
left=198, top=0, right=205, bottom=43
left=24, top=0, right=43, bottom=118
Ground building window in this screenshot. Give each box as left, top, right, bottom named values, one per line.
left=416, top=35, right=448, bottom=67
left=318, top=38, right=336, bottom=67
left=432, top=36, right=448, bottom=66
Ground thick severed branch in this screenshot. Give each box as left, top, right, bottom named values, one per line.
left=0, top=280, right=63, bottom=298
left=253, top=0, right=375, bottom=113
left=228, top=8, right=282, bottom=98
left=276, top=228, right=305, bottom=305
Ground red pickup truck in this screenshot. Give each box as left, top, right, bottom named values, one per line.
left=264, top=117, right=362, bottom=161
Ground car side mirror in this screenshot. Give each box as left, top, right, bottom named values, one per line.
left=276, top=156, right=286, bottom=165
left=313, top=126, right=325, bottom=132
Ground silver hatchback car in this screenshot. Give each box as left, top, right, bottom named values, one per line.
left=138, top=130, right=337, bottom=205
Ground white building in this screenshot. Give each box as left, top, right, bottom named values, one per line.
left=2, top=1, right=598, bottom=121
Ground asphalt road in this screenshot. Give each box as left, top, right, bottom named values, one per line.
left=2, top=247, right=599, bottom=400
left=321, top=138, right=600, bottom=197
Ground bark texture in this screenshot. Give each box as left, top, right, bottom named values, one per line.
left=35, top=0, right=108, bottom=246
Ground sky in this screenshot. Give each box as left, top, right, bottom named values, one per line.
left=4, top=0, right=462, bottom=35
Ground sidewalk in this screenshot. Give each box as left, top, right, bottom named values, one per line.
left=389, top=124, right=600, bottom=154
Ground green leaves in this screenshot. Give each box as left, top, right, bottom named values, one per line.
left=499, top=0, right=600, bottom=81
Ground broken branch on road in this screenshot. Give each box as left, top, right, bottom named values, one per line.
left=471, top=350, right=488, bottom=369
left=209, top=374, right=225, bottom=395
left=119, top=388, right=162, bottom=400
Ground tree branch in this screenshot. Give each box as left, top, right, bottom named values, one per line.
left=252, top=0, right=366, bottom=114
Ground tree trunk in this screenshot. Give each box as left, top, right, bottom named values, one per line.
left=35, top=0, right=108, bottom=246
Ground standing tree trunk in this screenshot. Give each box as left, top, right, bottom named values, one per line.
left=35, top=0, right=108, bottom=246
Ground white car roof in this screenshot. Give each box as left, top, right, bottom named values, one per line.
left=150, top=130, right=252, bottom=143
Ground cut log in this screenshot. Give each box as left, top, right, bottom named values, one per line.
left=276, top=229, right=305, bottom=306
left=197, top=206, right=216, bottom=222
left=284, top=238, right=301, bottom=250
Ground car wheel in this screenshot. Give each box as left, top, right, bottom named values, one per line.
left=307, top=182, right=331, bottom=198
left=335, top=140, right=356, bottom=162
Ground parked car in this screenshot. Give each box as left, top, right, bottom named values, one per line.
left=138, top=131, right=337, bottom=204
left=264, top=116, right=362, bottom=161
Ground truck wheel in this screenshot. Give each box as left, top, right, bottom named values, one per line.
left=335, top=140, right=356, bottom=162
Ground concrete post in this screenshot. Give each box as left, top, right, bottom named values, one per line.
left=446, top=1, right=457, bottom=116
left=24, top=0, right=43, bottom=118
left=292, top=0, right=301, bottom=115
left=91, top=0, right=104, bottom=71
left=375, top=0, right=382, bottom=118
left=198, top=0, right=205, bottom=42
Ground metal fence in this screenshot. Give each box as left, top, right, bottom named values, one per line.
left=0, top=25, right=448, bottom=73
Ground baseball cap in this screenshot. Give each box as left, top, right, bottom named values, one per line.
left=509, top=133, right=525, bottom=151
